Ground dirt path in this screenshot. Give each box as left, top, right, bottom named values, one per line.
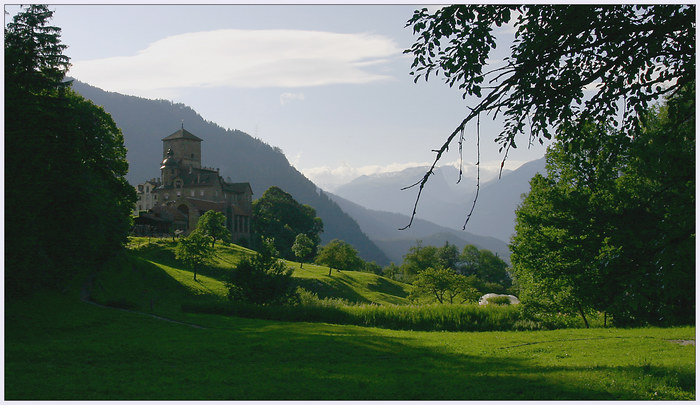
left=80, top=272, right=207, bottom=329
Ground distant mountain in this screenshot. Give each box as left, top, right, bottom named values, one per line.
left=71, top=80, right=389, bottom=265
left=328, top=193, right=511, bottom=265
left=334, top=165, right=500, bottom=219
left=456, top=158, right=547, bottom=241
left=334, top=158, right=546, bottom=242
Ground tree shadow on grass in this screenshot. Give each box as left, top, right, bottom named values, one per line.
left=5, top=294, right=694, bottom=401
left=179, top=320, right=694, bottom=401
left=366, top=277, right=409, bottom=298
left=293, top=275, right=372, bottom=304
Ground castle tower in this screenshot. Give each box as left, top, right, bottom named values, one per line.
left=162, top=125, right=203, bottom=170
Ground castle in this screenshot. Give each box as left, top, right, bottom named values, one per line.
left=133, top=126, right=253, bottom=244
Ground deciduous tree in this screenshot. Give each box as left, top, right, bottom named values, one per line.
left=197, top=210, right=231, bottom=247
left=402, top=4, right=694, bottom=228
left=253, top=186, right=323, bottom=260
left=291, top=233, right=314, bottom=268
left=511, top=87, right=695, bottom=326
left=175, top=231, right=213, bottom=281
left=409, top=267, right=480, bottom=304
left=315, top=239, right=363, bottom=276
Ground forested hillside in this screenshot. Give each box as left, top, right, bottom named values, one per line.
left=71, top=80, right=388, bottom=264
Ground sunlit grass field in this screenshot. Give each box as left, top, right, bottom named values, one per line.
left=5, top=290, right=694, bottom=400
left=5, top=237, right=695, bottom=400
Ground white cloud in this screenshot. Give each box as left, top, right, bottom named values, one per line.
left=280, top=92, right=305, bottom=105
left=69, top=29, right=402, bottom=97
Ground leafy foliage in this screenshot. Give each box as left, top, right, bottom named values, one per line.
left=5, top=5, right=135, bottom=293
left=196, top=210, right=231, bottom=247
left=315, top=239, right=364, bottom=275
left=398, top=241, right=511, bottom=292
left=175, top=231, right=213, bottom=281
left=409, top=267, right=480, bottom=304
left=511, top=87, right=695, bottom=326
left=407, top=4, right=693, bottom=151
left=291, top=233, right=315, bottom=268
left=253, top=186, right=323, bottom=260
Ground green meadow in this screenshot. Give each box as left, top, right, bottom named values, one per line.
left=5, top=238, right=695, bottom=400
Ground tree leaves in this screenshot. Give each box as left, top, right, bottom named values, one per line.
left=402, top=5, right=694, bottom=228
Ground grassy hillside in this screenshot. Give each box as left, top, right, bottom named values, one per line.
left=88, top=237, right=410, bottom=317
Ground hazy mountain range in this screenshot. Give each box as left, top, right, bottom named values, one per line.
left=72, top=79, right=544, bottom=266
left=334, top=159, right=546, bottom=242
left=327, top=193, right=512, bottom=264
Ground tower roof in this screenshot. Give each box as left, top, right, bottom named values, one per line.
left=162, top=127, right=203, bottom=142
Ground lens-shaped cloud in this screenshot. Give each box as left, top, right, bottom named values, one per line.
left=69, top=29, right=402, bottom=96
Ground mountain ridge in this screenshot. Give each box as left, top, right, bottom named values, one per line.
left=334, top=157, right=546, bottom=242
left=328, top=192, right=511, bottom=265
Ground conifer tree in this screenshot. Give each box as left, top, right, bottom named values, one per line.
left=6, top=5, right=135, bottom=293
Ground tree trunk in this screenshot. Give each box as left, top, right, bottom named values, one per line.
left=300, top=262, right=303, bottom=269
left=576, top=302, right=589, bottom=328
left=193, top=266, right=198, bottom=281
left=328, top=267, right=332, bottom=277
left=604, top=311, right=607, bottom=327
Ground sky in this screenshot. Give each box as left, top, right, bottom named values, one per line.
left=6, top=3, right=551, bottom=190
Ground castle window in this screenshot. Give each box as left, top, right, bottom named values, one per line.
left=190, top=190, right=195, bottom=197
left=165, top=194, right=169, bottom=200
left=191, top=153, right=195, bottom=158
left=177, top=191, right=181, bottom=197
left=200, top=190, right=205, bottom=197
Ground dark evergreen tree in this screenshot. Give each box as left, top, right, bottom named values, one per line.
left=5, top=5, right=135, bottom=293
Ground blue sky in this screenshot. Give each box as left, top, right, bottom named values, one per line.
left=7, top=3, right=551, bottom=190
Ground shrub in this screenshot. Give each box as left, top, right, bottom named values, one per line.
left=226, top=238, right=297, bottom=305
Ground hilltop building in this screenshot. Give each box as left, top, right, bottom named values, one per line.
left=133, top=126, right=253, bottom=244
